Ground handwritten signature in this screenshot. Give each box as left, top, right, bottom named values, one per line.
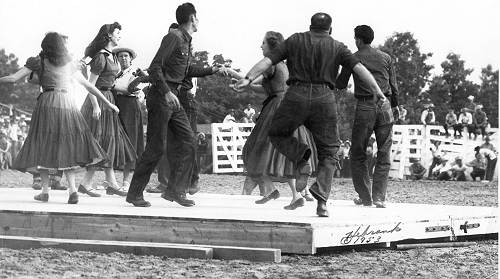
left=340, top=222, right=402, bottom=245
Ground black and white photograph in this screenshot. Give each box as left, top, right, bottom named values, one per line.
left=0, top=0, right=498, bottom=278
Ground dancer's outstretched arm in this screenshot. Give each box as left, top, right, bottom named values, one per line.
left=226, top=68, right=264, bottom=93
left=0, top=68, right=31, bottom=84
left=74, top=72, right=119, bottom=113
left=235, top=57, right=273, bottom=89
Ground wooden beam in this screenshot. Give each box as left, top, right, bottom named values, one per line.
left=0, top=235, right=213, bottom=259
left=0, top=235, right=281, bottom=262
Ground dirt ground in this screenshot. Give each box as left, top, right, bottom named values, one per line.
left=0, top=169, right=498, bottom=279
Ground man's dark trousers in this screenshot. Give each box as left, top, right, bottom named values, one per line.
left=127, top=87, right=196, bottom=199
left=350, top=98, right=393, bottom=203
left=157, top=88, right=199, bottom=189
left=268, top=84, right=339, bottom=202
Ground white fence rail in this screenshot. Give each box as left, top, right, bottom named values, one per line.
left=390, top=125, right=497, bottom=179
left=211, top=123, right=254, bottom=173
left=211, top=123, right=497, bottom=178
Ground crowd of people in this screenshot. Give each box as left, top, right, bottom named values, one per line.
left=0, top=3, right=496, bottom=218
left=0, top=108, right=30, bottom=169
left=396, top=95, right=491, bottom=141
left=409, top=136, right=497, bottom=182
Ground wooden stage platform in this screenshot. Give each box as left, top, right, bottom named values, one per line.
left=0, top=188, right=497, bottom=255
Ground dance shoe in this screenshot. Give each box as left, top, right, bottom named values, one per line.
left=373, top=200, right=387, bottom=208
left=302, top=192, right=314, bottom=202
left=316, top=200, right=329, bottom=217
left=126, top=196, right=151, bottom=207
left=67, top=192, right=79, bottom=204
left=353, top=198, right=373, bottom=206
left=106, top=186, right=127, bottom=197
left=161, top=191, right=195, bottom=207
left=255, top=189, right=280, bottom=204
left=32, top=181, right=42, bottom=190
left=284, top=197, right=305, bottom=210
left=146, top=184, right=165, bottom=193
left=50, top=180, right=67, bottom=190
left=34, top=193, right=49, bottom=202
left=78, top=185, right=101, bottom=197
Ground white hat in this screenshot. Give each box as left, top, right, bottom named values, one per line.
left=467, top=95, right=475, bottom=101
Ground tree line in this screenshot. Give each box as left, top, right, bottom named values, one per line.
left=0, top=32, right=497, bottom=140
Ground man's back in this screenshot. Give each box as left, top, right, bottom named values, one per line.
left=351, top=46, right=394, bottom=98
left=267, top=31, right=358, bottom=89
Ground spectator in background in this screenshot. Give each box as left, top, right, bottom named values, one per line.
left=0, top=132, right=11, bottom=169
left=477, top=146, right=497, bottom=182
left=243, top=104, right=255, bottom=123
left=334, top=140, right=345, bottom=178
left=428, top=140, right=443, bottom=179
left=457, top=108, right=473, bottom=139
left=18, top=114, right=27, bottom=129
left=432, top=156, right=451, bottom=180
left=409, top=158, right=426, bottom=180
left=421, top=104, right=436, bottom=125
left=473, top=105, right=488, bottom=140
left=450, top=156, right=467, bottom=181
left=397, top=105, right=407, bottom=124
left=223, top=109, right=236, bottom=123
left=443, top=109, right=458, bottom=138
left=465, top=95, right=476, bottom=113
left=366, top=136, right=377, bottom=178
left=341, top=140, right=351, bottom=178
left=467, top=148, right=486, bottom=181
left=7, top=117, right=19, bottom=158
left=481, top=136, right=496, bottom=152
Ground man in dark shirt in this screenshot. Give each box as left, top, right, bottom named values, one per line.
left=336, top=25, right=399, bottom=208
left=126, top=3, right=217, bottom=207
left=147, top=23, right=219, bottom=195
left=236, top=13, right=386, bottom=217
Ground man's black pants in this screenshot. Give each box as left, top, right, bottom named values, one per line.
left=157, top=89, right=199, bottom=188
left=268, top=84, right=339, bottom=202
left=127, top=88, right=196, bottom=199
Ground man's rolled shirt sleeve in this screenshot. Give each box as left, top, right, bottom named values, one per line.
left=149, top=33, right=179, bottom=94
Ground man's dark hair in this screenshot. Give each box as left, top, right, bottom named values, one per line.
left=354, top=25, right=374, bottom=44
left=310, top=13, right=332, bottom=31
left=169, top=23, right=179, bottom=30
left=176, top=3, right=196, bottom=25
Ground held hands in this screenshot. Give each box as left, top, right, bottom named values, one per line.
left=164, top=91, right=181, bottom=110
left=235, top=78, right=251, bottom=90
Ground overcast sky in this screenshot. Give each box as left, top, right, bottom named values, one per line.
left=0, top=0, right=499, bottom=84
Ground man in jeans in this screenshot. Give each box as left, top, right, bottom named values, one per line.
left=236, top=14, right=386, bottom=217
left=126, top=3, right=217, bottom=207
left=336, top=25, right=399, bottom=208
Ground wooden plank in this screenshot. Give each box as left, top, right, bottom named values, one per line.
left=0, top=211, right=314, bottom=254
left=0, top=235, right=281, bottom=262
left=0, top=235, right=213, bottom=259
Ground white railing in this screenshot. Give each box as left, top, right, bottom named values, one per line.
left=389, top=125, right=497, bottom=179
left=211, top=123, right=254, bottom=173
left=211, top=123, right=497, bottom=178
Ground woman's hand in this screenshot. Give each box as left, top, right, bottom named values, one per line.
left=92, top=106, right=101, bottom=120
left=108, top=103, right=120, bottom=113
